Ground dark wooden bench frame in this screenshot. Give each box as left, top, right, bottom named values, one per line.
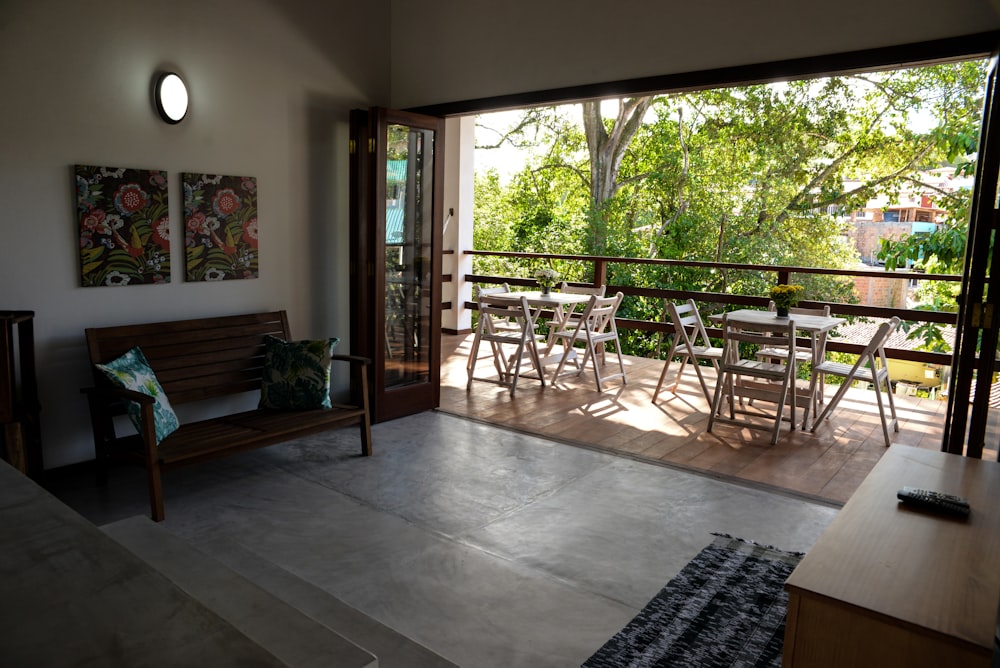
left=82, top=311, right=371, bottom=521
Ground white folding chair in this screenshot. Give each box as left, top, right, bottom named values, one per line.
left=558, top=282, right=606, bottom=297
left=808, top=316, right=902, bottom=446
left=754, top=301, right=832, bottom=418
left=475, top=283, right=520, bottom=331
left=756, top=301, right=831, bottom=366
left=708, top=313, right=800, bottom=444
left=653, top=299, right=724, bottom=405
left=466, top=291, right=544, bottom=397
left=550, top=282, right=606, bottom=349
left=550, top=292, right=626, bottom=391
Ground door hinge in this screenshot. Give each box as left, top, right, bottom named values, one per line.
left=971, top=302, right=995, bottom=329
left=368, top=138, right=375, bottom=153
left=349, top=139, right=356, bottom=154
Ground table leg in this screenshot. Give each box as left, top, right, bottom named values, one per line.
left=802, top=332, right=823, bottom=430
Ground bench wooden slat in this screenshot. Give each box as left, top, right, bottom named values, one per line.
left=154, top=359, right=266, bottom=384
left=86, top=312, right=288, bottom=361
left=82, top=310, right=371, bottom=522
left=158, top=408, right=367, bottom=466
left=86, top=312, right=292, bottom=406
left=149, top=348, right=267, bottom=372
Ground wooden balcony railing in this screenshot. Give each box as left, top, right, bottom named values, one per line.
left=461, top=250, right=963, bottom=366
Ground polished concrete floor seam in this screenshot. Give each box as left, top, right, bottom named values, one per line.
left=249, top=438, right=641, bottom=609
left=50, top=410, right=840, bottom=667
left=437, top=408, right=846, bottom=510
left=265, top=459, right=629, bottom=607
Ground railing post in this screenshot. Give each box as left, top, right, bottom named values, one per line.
left=593, top=258, right=607, bottom=287
left=461, top=249, right=959, bottom=367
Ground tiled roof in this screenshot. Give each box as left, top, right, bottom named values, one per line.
left=386, top=207, right=404, bottom=245
left=387, top=159, right=407, bottom=182
left=827, top=316, right=955, bottom=352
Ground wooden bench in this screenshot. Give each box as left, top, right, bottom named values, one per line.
left=82, top=311, right=371, bottom=522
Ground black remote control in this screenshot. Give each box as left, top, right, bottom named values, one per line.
left=896, top=486, right=970, bottom=518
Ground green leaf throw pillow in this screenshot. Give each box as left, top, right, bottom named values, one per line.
left=95, top=346, right=180, bottom=445
left=259, top=335, right=340, bottom=410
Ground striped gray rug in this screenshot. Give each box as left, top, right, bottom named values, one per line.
left=582, top=534, right=803, bottom=668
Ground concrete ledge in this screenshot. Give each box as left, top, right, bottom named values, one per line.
left=193, top=535, right=460, bottom=668
left=0, top=460, right=289, bottom=667
left=103, top=516, right=377, bottom=668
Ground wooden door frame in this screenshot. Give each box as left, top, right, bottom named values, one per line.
left=350, top=107, right=445, bottom=423
left=943, top=52, right=1000, bottom=458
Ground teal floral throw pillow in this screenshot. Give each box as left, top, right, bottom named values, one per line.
left=95, top=346, right=180, bottom=445
left=259, top=335, right=340, bottom=410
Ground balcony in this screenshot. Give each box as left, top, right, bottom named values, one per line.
left=438, top=251, right=995, bottom=504
left=441, top=332, right=951, bottom=505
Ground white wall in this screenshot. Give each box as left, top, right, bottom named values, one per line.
left=0, top=0, right=389, bottom=467
left=389, top=0, right=1000, bottom=108
left=441, top=116, right=475, bottom=333
left=4, top=0, right=998, bottom=469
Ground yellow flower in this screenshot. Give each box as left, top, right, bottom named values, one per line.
left=769, top=283, right=804, bottom=309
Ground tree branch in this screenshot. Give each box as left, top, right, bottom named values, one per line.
left=653, top=108, right=689, bottom=256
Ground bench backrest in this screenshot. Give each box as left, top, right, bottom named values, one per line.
left=85, top=311, right=291, bottom=405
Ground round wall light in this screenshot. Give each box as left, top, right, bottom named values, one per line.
left=153, top=72, right=189, bottom=124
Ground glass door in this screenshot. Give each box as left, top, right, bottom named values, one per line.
left=350, top=108, right=444, bottom=422
left=943, top=52, right=1000, bottom=460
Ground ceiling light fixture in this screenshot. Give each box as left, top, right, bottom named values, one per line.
left=153, top=72, right=188, bottom=124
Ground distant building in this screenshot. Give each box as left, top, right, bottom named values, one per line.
left=839, top=168, right=973, bottom=266
left=850, top=263, right=909, bottom=309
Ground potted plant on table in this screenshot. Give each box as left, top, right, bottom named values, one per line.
left=534, top=268, right=560, bottom=295
left=769, top=283, right=804, bottom=318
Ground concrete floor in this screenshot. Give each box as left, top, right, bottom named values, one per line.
left=50, top=410, right=840, bottom=667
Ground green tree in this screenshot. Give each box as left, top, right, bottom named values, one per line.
left=474, top=60, right=987, bottom=356
left=581, top=97, right=653, bottom=255
left=874, top=60, right=986, bottom=350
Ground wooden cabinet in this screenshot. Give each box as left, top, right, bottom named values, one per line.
left=0, top=311, right=42, bottom=479
left=783, top=446, right=1000, bottom=667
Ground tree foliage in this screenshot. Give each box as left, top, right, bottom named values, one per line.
left=474, top=60, right=987, bottom=356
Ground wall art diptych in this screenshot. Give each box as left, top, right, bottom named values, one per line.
left=76, top=165, right=171, bottom=287
left=183, top=173, right=259, bottom=281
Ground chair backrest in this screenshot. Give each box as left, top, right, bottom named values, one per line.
left=476, top=283, right=511, bottom=299
left=855, top=316, right=902, bottom=371
left=720, top=313, right=798, bottom=365
left=477, top=293, right=534, bottom=340
left=474, top=284, right=512, bottom=332
left=558, top=282, right=606, bottom=297
left=557, top=292, right=623, bottom=346
left=581, top=291, right=622, bottom=331
left=668, top=299, right=715, bottom=352
left=764, top=301, right=831, bottom=352
left=556, top=283, right=606, bottom=325
left=766, top=300, right=830, bottom=317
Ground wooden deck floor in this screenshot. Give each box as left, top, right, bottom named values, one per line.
left=439, top=333, right=952, bottom=505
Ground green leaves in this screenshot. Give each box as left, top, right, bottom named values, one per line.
left=473, top=59, right=987, bottom=355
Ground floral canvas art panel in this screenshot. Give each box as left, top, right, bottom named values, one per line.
left=76, top=165, right=171, bottom=287
left=183, top=173, right=258, bottom=281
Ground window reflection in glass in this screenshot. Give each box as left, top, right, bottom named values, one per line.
left=384, top=124, right=433, bottom=388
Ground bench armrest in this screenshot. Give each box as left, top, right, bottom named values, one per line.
left=329, top=354, right=371, bottom=422
left=81, top=384, right=159, bottom=479
left=331, top=354, right=372, bottom=366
